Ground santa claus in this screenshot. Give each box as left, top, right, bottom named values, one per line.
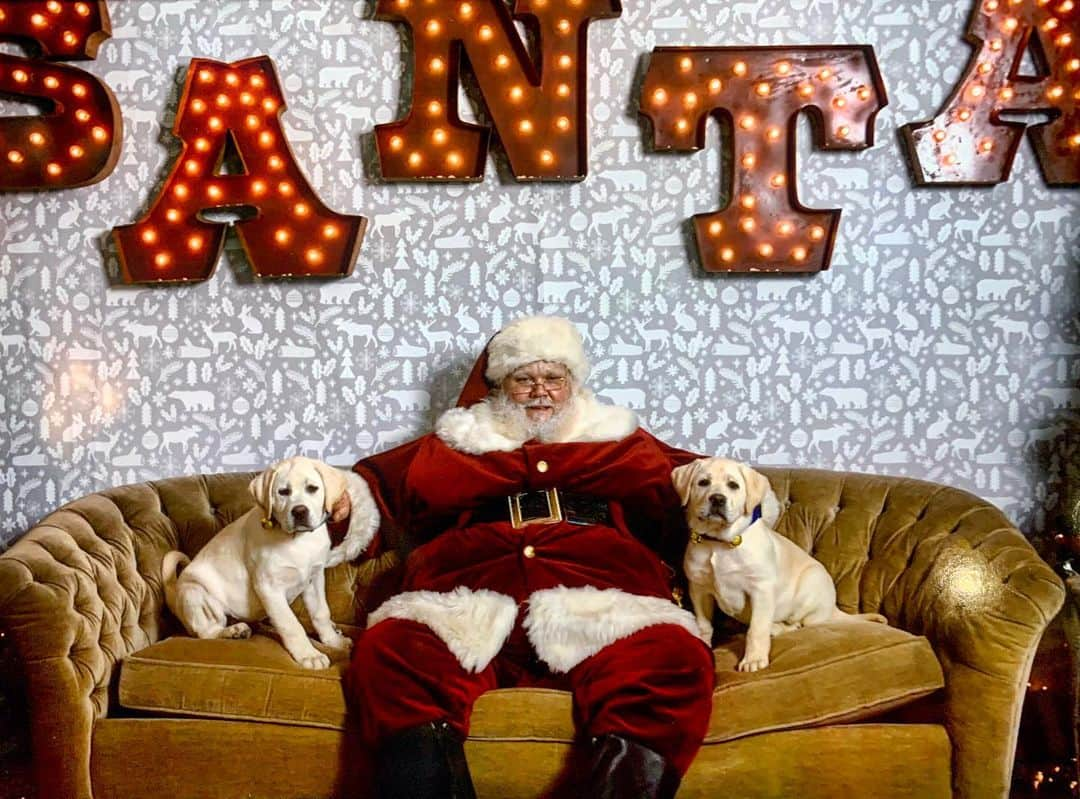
left=343, top=315, right=713, bottom=799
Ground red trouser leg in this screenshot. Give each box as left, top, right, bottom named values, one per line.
left=567, top=624, right=715, bottom=775
left=344, top=618, right=497, bottom=746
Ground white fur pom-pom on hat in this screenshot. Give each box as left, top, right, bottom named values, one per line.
left=484, top=315, right=590, bottom=385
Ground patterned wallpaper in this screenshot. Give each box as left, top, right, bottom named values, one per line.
left=1, top=0, right=1078, bottom=548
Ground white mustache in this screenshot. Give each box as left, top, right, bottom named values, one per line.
left=526, top=400, right=554, bottom=409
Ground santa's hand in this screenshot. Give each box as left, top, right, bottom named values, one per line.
left=331, top=490, right=352, bottom=523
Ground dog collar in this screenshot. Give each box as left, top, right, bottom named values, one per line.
left=689, top=504, right=762, bottom=547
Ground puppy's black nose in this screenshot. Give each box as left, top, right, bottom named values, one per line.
left=709, top=493, right=726, bottom=508
left=291, top=506, right=309, bottom=521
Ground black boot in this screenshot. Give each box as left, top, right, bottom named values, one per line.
left=583, top=734, right=681, bottom=799
left=375, top=721, right=477, bottom=799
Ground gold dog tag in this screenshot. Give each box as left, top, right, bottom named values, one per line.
left=730, top=534, right=742, bottom=547
left=261, top=517, right=275, bottom=529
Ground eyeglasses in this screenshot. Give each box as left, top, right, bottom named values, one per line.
left=508, top=375, right=568, bottom=394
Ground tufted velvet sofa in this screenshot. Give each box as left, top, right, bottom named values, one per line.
left=0, top=468, right=1064, bottom=799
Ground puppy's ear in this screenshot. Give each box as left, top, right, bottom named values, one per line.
left=313, top=461, right=349, bottom=514
left=249, top=464, right=280, bottom=520
left=671, top=461, right=702, bottom=507
left=740, top=464, right=772, bottom=517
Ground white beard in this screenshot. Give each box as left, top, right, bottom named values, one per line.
left=489, top=392, right=575, bottom=442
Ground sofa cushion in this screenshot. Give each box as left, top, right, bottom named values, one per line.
left=120, top=622, right=942, bottom=743
left=119, top=634, right=353, bottom=730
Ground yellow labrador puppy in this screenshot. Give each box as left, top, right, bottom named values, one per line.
left=672, top=457, right=885, bottom=672
left=162, top=456, right=377, bottom=669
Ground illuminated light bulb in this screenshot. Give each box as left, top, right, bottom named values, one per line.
left=0, top=9, right=5, bottom=21
left=539, top=149, right=555, bottom=165
left=856, top=85, right=872, bottom=101
left=447, top=151, right=464, bottom=168
left=141, top=228, right=158, bottom=244
left=277, top=180, right=294, bottom=195
left=225, top=72, right=239, bottom=86
left=675, top=118, right=689, bottom=133
left=558, top=54, right=573, bottom=69
left=187, top=235, right=203, bottom=252
left=1061, top=0, right=1075, bottom=10
left=240, top=92, right=254, bottom=106
left=978, top=138, right=995, bottom=153
left=75, top=2, right=91, bottom=15
left=75, top=109, right=90, bottom=122
left=13, top=69, right=28, bottom=83
left=740, top=195, right=756, bottom=210
left=740, top=216, right=755, bottom=232
left=1048, top=85, right=1065, bottom=99
left=519, top=119, right=534, bottom=134
left=556, top=83, right=571, bottom=98
left=429, top=57, right=445, bottom=74
left=708, top=78, right=723, bottom=93
left=741, top=153, right=756, bottom=168
left=556, top=18, right=572, bottom=34
left=1003, top=16, right=1018, bottom=31
left=683, top=91, right=699, bottom=108
left=1059, top=34, right=1075, bottom=47
left=428, top=100, right=443, bottom=115
left=199, top=69, right=214, bottom=83
left=943, top=153, right=958, bottom=166
left=679, top=56, right=693, bottom=72
left=792, top=246, right=808, bottom=261
left=984, top=0, right=999, bottom=9
left=274, top=228, right=291, bottom=245
left=215, top=93, right=230, bottom=108
left=833, top=96, right=847, bottom=109
left=1070, top=134, right=1080, bottom=147
left=173, top=183, right=189, bottom=199
left=509, top=85, right=524, bottom=101
left=969, top=85, right=985, bottom=98
left=322, top=224, right=340, bottom=239
left=408, top=151, right=423, bottom=168
left=720, top=247, right=735, bottom=262
left=933, top=129, right=947, bottom=142
left=733, top=61, right=748, bottom=76
left=766, top=126, right=782, bottom=142
left=777, top=221, right=795, bottom=235
left=184, top=159, right=200, bottom=176
left=1000, top=87, right=1015, bottom=100
left=652, top=88, right=669, bottom=105
left=165, top=208, right=182, bottom=222
left=755, top=82, right=771, bottom=97
left=809, top=225, right=825, bottom=241
left=268, top=155, right=284, bottom=170
left=250, top=74, right=266, bottom=89
left=62, top=31, right=78, bottom=46
left=770, top=173, right=786, bottom=188
left=432, top=127, right=448, bottom=144
left=818, top=68, right=832, bottom=80
left=251, top=179, right=268, bottom=196
left=798, top=82, right=813, bottom=98
left=293, top=202, right=311, bottom=217
left=708, top=221, right=724, bottom=236
left=425, top=19, right=441, bottom=35
left=978, top=62, right=992, bottom=75
left=7, top=150, right=24, bottom=165
left=397, top=0, right=409, bottom=6
left=739, top=115, right=756, bottom=130
left=459, top=2, right=473, bottom=17
left=244, top=114, right=260, bottom=130
left=91, top=126, right=108, bottom=142
left=262, top=98, right=278, bottom=112
left=305, top=248, right=324, bottom=265
left=259, top=131, right=275, bottom=147
left=1044, top=18, right=1060, bottom=30
left=957, top=108, right=972, bottom=121
left=194, top=137, right=211, bottom=152
left=28, top=132, right=45, bottom=146
left=555, top=116, right=571, bottom=131
left=776, top=61, right=792, bottom=75
left=208, top=117, right=224, bottom=132
left=495, top=54, right=511, bottom=69
left=72, top=83, right=88, bottom=97
left=191, top=98, right=207, bottom=113
left=989, top=38, right=1003, bottom=51
left=44, top=76, right=60, bottom=89
left=389, top=135, right=405, bottom=151
left=478, top=25, right=494, bottom=41
left=207, top=184, right=223, bottom=201
left=154, top=252, right=171, bottom=268
left=69, top=144, right=85, bottom=159
left=31, top=13, right=47, bottom=28
left=46, top=162, right=62, bottom=176
left=758, top=243, right=774, bottom=257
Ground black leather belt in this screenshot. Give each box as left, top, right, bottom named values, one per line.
left=471, top=488, right=612, bottom=528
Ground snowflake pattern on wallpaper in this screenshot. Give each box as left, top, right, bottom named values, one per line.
left=1, top=0, right=1079, bottom=547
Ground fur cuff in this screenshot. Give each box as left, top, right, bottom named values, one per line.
left=524, top=586, right=698, bottom=673
left=326, top=471, right=381, bottom=567
left=367, top=587, right=517, bottom=673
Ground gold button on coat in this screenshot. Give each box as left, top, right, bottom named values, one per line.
left=523, top=545, right=536, bottom=558
left=536, top=460, right=549, bottom=473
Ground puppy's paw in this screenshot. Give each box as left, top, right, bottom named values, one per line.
left=296, top=650, right=332, bottom=670
left=737, top=653, right=770, bottom=672
left=223, top=622, right=252, bottom=639
left=323, top=631, right=352, bottom=652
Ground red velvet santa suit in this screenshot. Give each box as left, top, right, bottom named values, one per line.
left=345, top=372, right=714, bottom=776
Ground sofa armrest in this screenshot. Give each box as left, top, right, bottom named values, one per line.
left=0, top=487, right=175, bottom=799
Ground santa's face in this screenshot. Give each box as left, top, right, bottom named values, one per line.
left=500, top=360, right=572, bottom=424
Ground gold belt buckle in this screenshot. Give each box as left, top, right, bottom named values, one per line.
left=508, top=488, right=563, bottom=529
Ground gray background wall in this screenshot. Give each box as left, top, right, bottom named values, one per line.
left=1, top=0, right=1078, bottom=548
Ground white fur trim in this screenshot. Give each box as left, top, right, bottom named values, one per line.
left=367, top=587, right=517, bottom=673
left=524, top=586, right=699, bottom=673
left=326, top=471, right=381, bottom=567
left=435, top=390, right=638, bottom=454
left=760, top=489, right=781, bottom=528
left=485, top=316, right=590, bottom=384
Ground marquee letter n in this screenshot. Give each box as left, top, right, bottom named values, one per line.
left=374, top=0, right=621, bottom=181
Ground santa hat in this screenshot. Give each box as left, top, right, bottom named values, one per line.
left=485, top=315, right=590, bottom=386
